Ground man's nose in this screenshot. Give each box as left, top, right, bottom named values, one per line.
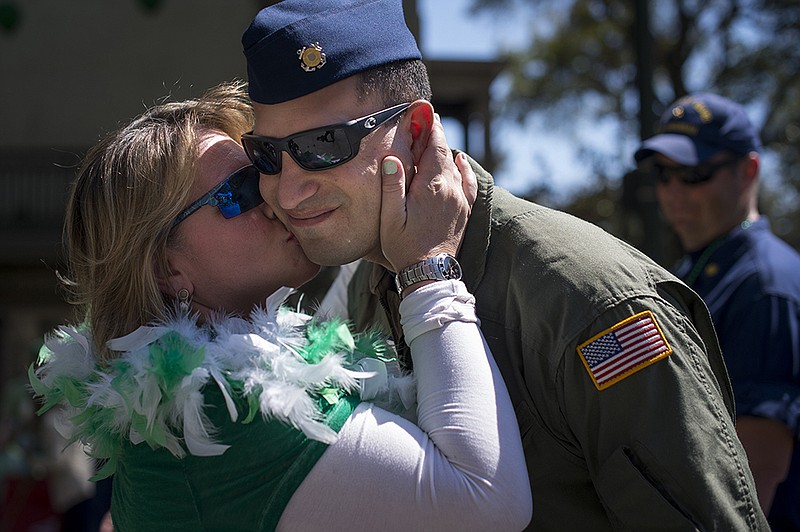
left=269, top=152, right=321, bottom=211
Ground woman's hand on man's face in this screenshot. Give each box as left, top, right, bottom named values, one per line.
left=379, top=114, right=476, bottom=272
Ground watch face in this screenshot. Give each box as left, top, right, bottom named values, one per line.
left=442, top=255, right=462, bottom=280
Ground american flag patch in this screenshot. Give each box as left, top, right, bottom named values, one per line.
left=577, top=311, right=672, bottom=390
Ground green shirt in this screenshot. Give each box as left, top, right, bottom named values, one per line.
left=112, top=385, right=358, bottom=532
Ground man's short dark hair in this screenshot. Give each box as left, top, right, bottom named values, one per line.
left=357, top=59, right=432, bottom=106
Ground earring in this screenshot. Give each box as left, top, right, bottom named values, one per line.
left=177, top=288, right=191, bottom=313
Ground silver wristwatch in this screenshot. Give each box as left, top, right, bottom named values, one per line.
left=395, top=253, right=462, bottom=295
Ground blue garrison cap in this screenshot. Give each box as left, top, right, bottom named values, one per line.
left=635, top=92, right=761, bottom=165
left=242, top=0, right=422, bottom=104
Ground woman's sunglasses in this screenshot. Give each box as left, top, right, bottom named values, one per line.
left=652, top=157, right=741, bottom=186
left=241, top=102, right=412, bottom=175
left=172, top=165, right=263, bottom=227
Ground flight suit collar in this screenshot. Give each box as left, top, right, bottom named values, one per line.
left=456, top=150, right=493, bottom=294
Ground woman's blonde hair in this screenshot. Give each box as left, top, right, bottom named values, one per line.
left=63, top=80, right=254, bottom=360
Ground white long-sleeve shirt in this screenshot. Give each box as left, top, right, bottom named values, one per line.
left=279, top=280, right=532, bottom=531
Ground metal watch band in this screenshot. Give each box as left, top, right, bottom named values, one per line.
left=395, top=253, right=462, bottom=295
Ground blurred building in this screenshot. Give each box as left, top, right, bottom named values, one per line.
left=0, top=1, right=264, bottom=420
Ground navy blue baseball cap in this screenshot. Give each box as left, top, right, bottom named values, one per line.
left=635, top=92, right=761, bottom=165
left=242, top=0, right=422, bottom=105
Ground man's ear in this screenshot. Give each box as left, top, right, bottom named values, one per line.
left=403, top=100, right=435, bottom=165
left=745, top=152, right=759, bottom=177
left=741, top=152, right=760, bottom=188
left=155, top=254, right=193, bottom=299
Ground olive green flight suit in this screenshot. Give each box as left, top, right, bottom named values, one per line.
left=347, top=154, right=768, bottom=531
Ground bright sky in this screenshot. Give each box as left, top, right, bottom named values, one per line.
left=418, top=0, right=602, bottom=198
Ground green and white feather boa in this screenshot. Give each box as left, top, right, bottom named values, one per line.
left=29, top=287, right=413, bottom=479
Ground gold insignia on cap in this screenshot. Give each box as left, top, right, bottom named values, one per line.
left=672, top=106, right=685, bottom=118
left=297, top=42, right=326, bottom=72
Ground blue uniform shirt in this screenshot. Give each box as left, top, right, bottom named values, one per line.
left=675, top=217, right=800, bottom=530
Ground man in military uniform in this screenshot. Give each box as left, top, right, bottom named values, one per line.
left=637, top=93, right=800, bottom=531
left=240, top=0, right=768, bottom=528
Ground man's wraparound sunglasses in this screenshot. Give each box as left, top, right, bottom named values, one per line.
left=241, top=102, right=412, bottom=175
left=172, top=165, right=263, bottom=227
left=652, top=157, right=742, bottom=186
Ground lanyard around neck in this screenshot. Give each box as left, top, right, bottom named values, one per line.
left=683, top=219, right=753, bottom=287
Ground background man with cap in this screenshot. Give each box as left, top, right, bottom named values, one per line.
left=637, top=92, right=800, bottom=530
left=241, top=1, right=769, bottom=529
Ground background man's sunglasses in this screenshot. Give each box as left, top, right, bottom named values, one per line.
left=172, top=165, right=263, bottom=227
left=241, top=102, right=412, bottom=175
left=652, top=157, right=741, bottom=186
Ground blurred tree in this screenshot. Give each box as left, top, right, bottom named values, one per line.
left=472, top=0, right=800, bottom=263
